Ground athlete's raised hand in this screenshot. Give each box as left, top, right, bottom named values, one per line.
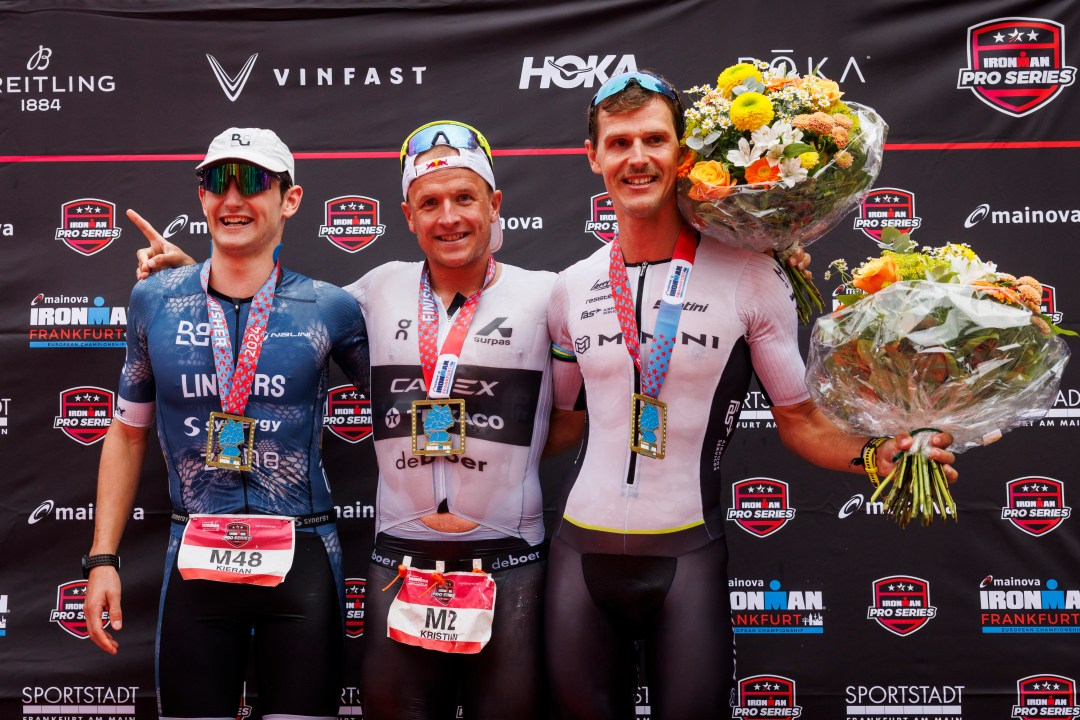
left=129, top=209, right=196, bottom=280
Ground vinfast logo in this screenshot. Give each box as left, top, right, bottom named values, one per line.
left=519, top=54, right=637, bottom=89
left=729, top=578, right=825, bottom=635
left=55, top=199, right=122, bottom=256
left=957, top=18, right=1076, bottom=116
left=845, top=685, right=965, bottom=718
left=323, top=385, right=372, bottom=443
left=319, top=196, right=386, bottom=253
left=867, top=575, right=937, bottom=636
left=726, top=478, right=796, bottom=537
left=1002, top=477, right=1071, bottom=536
left=853, top=188, right=922, bottom=241
left=732, top=675, right=803, bottom=718
left=344, top=578, right=366, bottom=638
left=979, top=575, right=1080, bottom=633
left=585, top=192, right=617, bottom=244
left=1013, top=674, right=1080, bottom=719
left=53, top=386, right=113, bottom=445
left=28, top=293, right=127, bottom=348
left=206, top=51, right=428, bottom=101
left=965, top=202, right=1080, bottom=227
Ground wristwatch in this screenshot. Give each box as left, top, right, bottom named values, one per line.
left=82, top=553, right=120, bottom=579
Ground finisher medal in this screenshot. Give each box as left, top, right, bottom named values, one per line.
left=410, top=399, right=467, bottom=456
left=205, top=411, right=257, bottom=470
left=630, top=393, right=668, bottom=459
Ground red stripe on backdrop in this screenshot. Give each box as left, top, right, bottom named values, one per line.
left=2, top=140, right=1078, bottom=164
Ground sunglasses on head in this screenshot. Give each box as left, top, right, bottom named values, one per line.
left=197, top=162, right=288, bottom=196
left=591, top=72, right=679, bottom=106
left=400, top=121, right=494, bottom=171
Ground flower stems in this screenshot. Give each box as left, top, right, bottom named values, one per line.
left=777, top=249, right=824, bottom=325
left=870, top=451, right=957, bottom=527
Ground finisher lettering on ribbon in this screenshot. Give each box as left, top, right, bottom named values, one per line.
left=608, top=225, right=698, bottom=461
left=200, top=257, right=280, bottom=471
left=411, top=256, right=497, bottom=456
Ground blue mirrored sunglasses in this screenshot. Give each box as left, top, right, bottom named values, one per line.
left=591, top=72, right=678, bottom=106
left=197, top=162, right=286, bottom=196
left=400, top=121, right=493, bottom=171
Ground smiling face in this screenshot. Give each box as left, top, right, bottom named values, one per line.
left=198, top=167, right=302, bottom=260
left=586, top=96, right=685, bottom=223
left=401, top=151, right=501, bottom=278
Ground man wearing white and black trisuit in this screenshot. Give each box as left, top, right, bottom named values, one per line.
left=544, top=72, right=960, bottom=719
left=84, top=128, right=369, bottom=720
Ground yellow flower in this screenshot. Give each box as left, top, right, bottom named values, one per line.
left=852, top=255, right=900, bottom=294
left=687, top=160, right=737, bottom=200
left=798, top=151, right=819, bottom=170
left=834, top=151, right=853, bottom=168
left=716, top=63, right=762, bottom=98
left=729, top=92, right=774, bottom=131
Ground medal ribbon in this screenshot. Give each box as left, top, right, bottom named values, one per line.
left=199, top=258, right=280, bottom=415
left=417, top=256, right=497, bottom=399
left=608, top=225, right=697, bottom=399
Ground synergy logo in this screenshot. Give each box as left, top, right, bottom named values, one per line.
left=979, top=575, right=1080, bottom=633
left=727, top=478, right=796, bottom=537
left=323, top=385, right=372, bottom=443
left=345, top=578, right=365, bottom=638
left=844, top=685, right=965, bottom=719
left=957, top=18, right=1076, bottom=116
left=28, top=293, right=127, bottom=348
left=318, top=195, right=386, bottom=253
left=867, top=576, right=937, bottom=636
left=53, top=386, right=113, bottom=445
left=55, top=199, right=122, bottom=255
left=1002, top=477, right=1071, bottom=536
left=729, top=578, right=825, bottom=634
left=731, top=675, right=803, bottom=718
left=22, top=686, right=136, bottom=719
left=48, top=580, right=109, bottom=639
left=519, top=53, right=637, bottom=89
left=585, top=192, right=618, bottom=244
left=853, top=188, right=922, bottom=241
left=1013, top=675, right=1080, bottom=719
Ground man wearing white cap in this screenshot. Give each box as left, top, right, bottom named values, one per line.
left=84, top=127, right=369, bottom=719
left=345, top=121, right=563, bottom=719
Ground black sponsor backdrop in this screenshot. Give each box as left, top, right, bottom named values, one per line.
left=1, top=0, right=1079, bottom=717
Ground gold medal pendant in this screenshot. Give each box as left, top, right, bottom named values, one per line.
left=630, top=393, right=667, bottom=459
left=411, top=399, right=467, bottom=456
left=205, top=412, right=257, bottom=471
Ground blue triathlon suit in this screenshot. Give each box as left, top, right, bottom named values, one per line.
left=114, top=263, right=369, bottom=719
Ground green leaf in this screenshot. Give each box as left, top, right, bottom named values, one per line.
left=782, top=142, right=816, bottom=158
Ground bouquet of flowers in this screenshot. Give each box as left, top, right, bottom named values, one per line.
left=677, top=60, right=888, bottom=323
left=806, top=227, right=1073, bottom=526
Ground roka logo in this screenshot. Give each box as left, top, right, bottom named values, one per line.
left=318, top=196, right=386, bottom=253
left=732, top=675, right=803, bottom=718
left=584, top=192, right=617, bottom=244
left=867, top=575, right=937, bottom=637
left=853, top=188, right=922, bottom=241
left=49, top=580, right=109, bottom=639
left=323, top=385, right=372, bottom=443
left=957, top=17, right=1076, bottom=116
left=55, top=199, right=122, bottom=256
left=1013, top=674, right=1080, bottom=719
left=53, top=386, right=113, bottom=445
left=1002, top=477, right=1071, bottom=537
left=727, top=478, right=797, bottom=538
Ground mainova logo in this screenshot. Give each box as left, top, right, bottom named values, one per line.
left=867, top=575, right=937, bottom=636
left=323, top=385, right=372, bottom=443
left=729, top=578, right=825, bottom=634
left=853, top=188, right=922, bottom=241
left=55, top=199, right=122, bottom=255
left=957, top=17, right=1076, bottom=116
left=519, top=53, right=637, bottom=89
left=319, top=195, right=386, bottom=253
left=727, top=478, right=796, bottom=537
left=1002, top=477, right=1071, bottom=537
left=1013, top=674, right=1080, bottom=719
left=585, top=192, right=617, bottom=244
left=731, top=675, right=803, bottom=718
left=965, top=202, right=1080, bottom=228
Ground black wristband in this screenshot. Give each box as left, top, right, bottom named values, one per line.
left=82, top=553, right=120, bottom=579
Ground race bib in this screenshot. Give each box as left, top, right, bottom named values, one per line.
left=177, top=514, right=295, bottom=587
left=386, top=561, right=496, bottom=654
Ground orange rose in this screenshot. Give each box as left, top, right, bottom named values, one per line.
left=676, top=149, right=699, bottom=179
left=802, top=76, right=843, bottom=105
left=743, top=157, right=781, bottom=185
left=687, top=160, right=737, bottom=200
left=851, top=256, right=900, bottom=294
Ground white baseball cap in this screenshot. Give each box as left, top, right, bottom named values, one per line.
left=197, top=127, right=296, bottom=182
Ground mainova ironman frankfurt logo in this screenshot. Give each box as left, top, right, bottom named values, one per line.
left=957, top=17, right=1076, bottom=116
